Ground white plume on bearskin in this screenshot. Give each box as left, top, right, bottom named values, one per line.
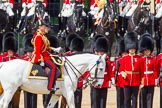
left=139, top=33, right=154, bottom=53
left=124, top=32, right=138, bottom=52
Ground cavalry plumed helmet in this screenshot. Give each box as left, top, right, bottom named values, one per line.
left=95, top=37, right=109, bottom=53
left=139, top=33, right=154, bottom=53
left=124, top=32, right=138, bottom=52
left=69, top=37, right=84, bottom=52
left=23, top=33, right=34, bottom=53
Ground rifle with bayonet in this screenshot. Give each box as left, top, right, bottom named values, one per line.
left=114, top=58, right=120, bottom=84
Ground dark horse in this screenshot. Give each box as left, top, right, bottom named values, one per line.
left=126, top=2, right=152, bottom=35
left=93, top=3, right=115, bottom=57
left=18, top=3, right=49, bottom=34
left=0, top=9, right=16, bottom=33
left=66, top=3, right=87, bottom=37
left=154, top=13, right=162, bottom=54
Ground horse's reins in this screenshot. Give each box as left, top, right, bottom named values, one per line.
left=63, top=55, right=102, bottom=88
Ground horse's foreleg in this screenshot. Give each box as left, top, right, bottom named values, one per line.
left=1, top=89, right=16, bottom=108
left=47, top=94, right=60, bottom=108
left=66, top=91, right=75, bottom=108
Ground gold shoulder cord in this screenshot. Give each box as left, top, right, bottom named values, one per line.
left=38, top=31, right=51, bottom=52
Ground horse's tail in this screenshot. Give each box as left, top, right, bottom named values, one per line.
left=0, top=83, right=3, bottom=96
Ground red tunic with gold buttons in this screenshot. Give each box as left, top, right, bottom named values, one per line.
left=111, top=57, right=124, bottom=88
left=141, top=54, right=158, bottom=86
left=120, top=55, right=143, bottom=86
left=30, top=31, right=51, bottom=63
left=156, top=53, right=162, bottom=85
left=2, top=52, right=19, bottom=61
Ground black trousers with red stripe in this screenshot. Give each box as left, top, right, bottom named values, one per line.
left=45, top=59, right=56, bottom=90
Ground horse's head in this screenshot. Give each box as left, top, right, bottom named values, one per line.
left=127, top=3, right=151, bottom=34
left=89, top=54, right=107, bottom=87
left=101, top=3, right=114, bottom=27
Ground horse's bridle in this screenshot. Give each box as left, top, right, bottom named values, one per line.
left=64, top=55, right=104, bottom=88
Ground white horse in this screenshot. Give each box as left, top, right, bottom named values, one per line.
left=0, top=53, right=107, bottom=108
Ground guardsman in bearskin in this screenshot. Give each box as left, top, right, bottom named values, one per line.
left=1, top=33, right=21, bottom=108
left=64, top=33, right=89, bottom=108
left=30, top=19, right=62, bottom=93
left=90, top=36, right=112, bottom=108
left=120, top=32, right=143, bottom=108
left=21, top=34, right=38, bottom=108
left=156, top=37, right=162, bottom=108
left=111, top=38, right=128, bottom=108
left=138, top=33, right=157, bottom=108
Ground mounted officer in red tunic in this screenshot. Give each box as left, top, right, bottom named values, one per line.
left=30, top=19, right=61, bottom=93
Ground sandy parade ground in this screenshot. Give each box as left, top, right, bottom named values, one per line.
left=18, top=86, right=160, bottom=108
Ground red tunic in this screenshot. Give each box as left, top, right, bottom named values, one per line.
left=30, top=31, right=51, bottom=63
left=156, top=53, right=162, bottom=85
left=21, top=54, right=31, bottom=61
left=120, top=55, right=143, bottom=86
left=1, top=52, right=19, bottom=61
left=90, top=0, right=98, bottom=8
left=111, top=58, right=124, bottom=88
left=156, top=0, right=161, bottom=4
left=141, top=55, right=158, bottom=86
left=22, top=0, right=48, bottom=7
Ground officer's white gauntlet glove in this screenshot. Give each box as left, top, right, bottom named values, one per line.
left=121, top=71, right=127, bottom=79
left=54, top=47, right=63, bottom=53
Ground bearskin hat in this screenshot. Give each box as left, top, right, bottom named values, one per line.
left=0, top=34, right=3, bottom=53
left=91, top=34, right=104, bottom=52
left=117, top=38, right=125, bottom=56
left=47, top=36, right=59, bottom=48
left=2, top=32, right=18, bottom=52
left=95, top=37, right=109, bottom=53
left=23, top=33, right=33, bottom=53
left=124, top=32, right=138, bottom=52
left=139, top=33, right=154, bottom=53
left=69, top=37, right=84, bottom=52
left=66, top=33, right=79, bottom=49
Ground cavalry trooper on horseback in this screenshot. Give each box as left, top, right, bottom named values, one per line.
left=30, top=19, right=62, bottom=93
left=57, top=0, right=86, bottom=37
left=16, top=0, right=48, bottom=33
left=0, top=0, right=15, bottom=32
left=89, top=0, right=107, bottom=38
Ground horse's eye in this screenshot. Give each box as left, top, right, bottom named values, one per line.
left=99, top=68, right=103, bottom=71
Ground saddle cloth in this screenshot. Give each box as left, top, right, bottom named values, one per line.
left=27, top=63, right=64, bottom=81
